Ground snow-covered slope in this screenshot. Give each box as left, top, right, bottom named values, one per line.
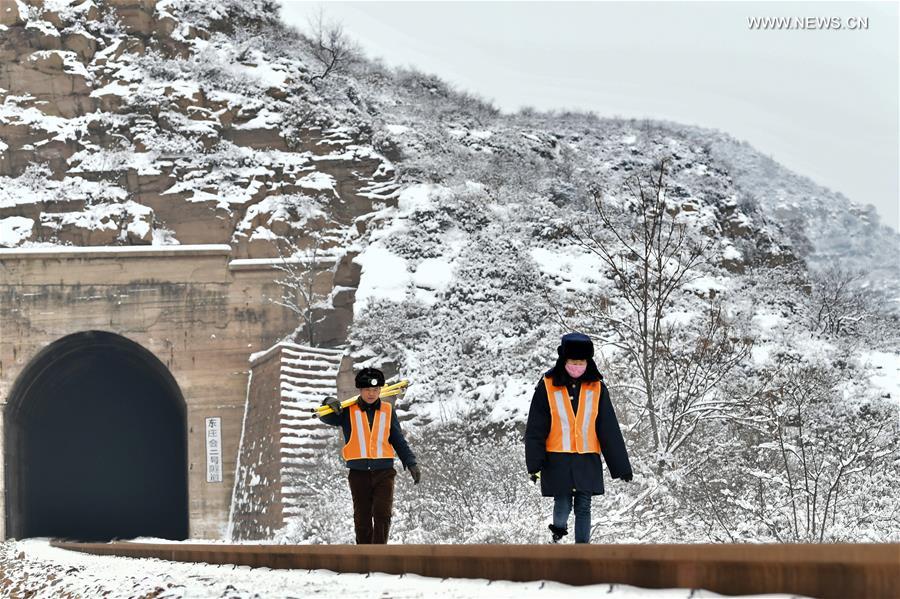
left=2, top=0, right=897, bottom=544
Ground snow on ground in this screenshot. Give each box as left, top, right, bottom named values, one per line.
left=0, top=173, right=129, bottom=209
left=395, top=183, right=436, bottom=214
left=354, top=246, right=411, bottom=312
left=530, top=246, right=608, bottom=292
left=661, top=309, right=697, bottom=327
left=358, top=185, right=476, bottom=305
left=297, top=171, right=337, bottom=194
left=750, top=309, right=788, bottom=338
left=682, top=275, right=729, bottom=297
left=385, top=124, right=410, bottom=135
left=486, top=377, right=534, bottom=422
left=0, top=539, right=808, bottom=599
left=858, top=350, right=900, bottom=400
left=412, top=256, right=455, bottom=305
left=412, top=257, right=453, bottom=292
left=0, top=216, right=34, bottom=247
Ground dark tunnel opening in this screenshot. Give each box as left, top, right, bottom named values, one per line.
left=4, top=331, right=189, bottom=541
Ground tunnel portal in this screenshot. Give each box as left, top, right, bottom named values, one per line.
left=4, top=331, right=189, bottom=541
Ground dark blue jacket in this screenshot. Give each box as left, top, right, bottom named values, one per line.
left=319, top=398, right=417, bottom=471
left=525, top=364, right=632, bottom=496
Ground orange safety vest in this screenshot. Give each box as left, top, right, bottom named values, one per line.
left=342, top=402, right=396, bottom=461
left=544, top=376, right=601, bottom=454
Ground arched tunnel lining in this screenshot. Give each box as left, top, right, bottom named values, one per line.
left=4, top=331, right=189, bottom=541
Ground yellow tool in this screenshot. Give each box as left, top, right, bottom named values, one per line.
left=314, top=379, right=411, bottom=416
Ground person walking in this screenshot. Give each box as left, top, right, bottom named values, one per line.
left=319, top=367, right=421, bottom=544
left=525, top=332, right=633, bottom=543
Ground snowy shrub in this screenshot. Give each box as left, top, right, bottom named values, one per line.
left=390, top=420, right=545, bottom=543
left=164, top=0, right=281, bottom=33
left=276, top=443, right=356, bottom=545
left=134, top=41, right=265, bottom=99
left=382, top=185, right=490, bottom=262
left=678, top=361, right=899, bottom=543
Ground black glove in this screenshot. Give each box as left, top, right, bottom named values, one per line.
left=620, top=472, right=633, bottom=482
left=408, top=464, right=421, bottom=484
left=529, top=472, right=540, bottom=484
left=324, top=396, right=343, bottom=415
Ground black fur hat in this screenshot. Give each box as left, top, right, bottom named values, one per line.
left=355, top=367, right=385, bottom=389
left=549, top=332, right=602, bottom=384
left=557, top=332, right=594, bottom=360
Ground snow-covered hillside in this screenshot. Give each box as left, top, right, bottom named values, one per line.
left=1, top=0, right=897, bottom=545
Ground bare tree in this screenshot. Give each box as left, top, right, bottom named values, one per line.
left=561, top=159, right=742, bottom=471
left=729, top=362, right=895, bottom=542
left=805, top=263, right=871, bottom=339
left=306, top=9, right=360, bottom=85
left=655, top=299, right=753, bottom=457
left=273, top=233, right=332, bottom=346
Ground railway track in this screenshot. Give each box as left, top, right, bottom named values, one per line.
left=51, top=541, right=899, bottom=599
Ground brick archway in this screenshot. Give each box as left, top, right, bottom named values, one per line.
left=3, top=330, right=189, bottom=541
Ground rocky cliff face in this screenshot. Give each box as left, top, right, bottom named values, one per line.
left=1, top=0, right=407, bottom=345
left=1, top=0, right=396, bottom=263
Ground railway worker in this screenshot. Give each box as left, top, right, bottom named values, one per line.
left=525, top=332, right=633, bottom=543
left=319, top=367, right=421, bottom=544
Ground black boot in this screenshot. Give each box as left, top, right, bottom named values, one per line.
left=548, top=524, right=568, bottom=543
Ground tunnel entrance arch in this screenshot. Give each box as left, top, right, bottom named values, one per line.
left=4, top=330, right=189, bottom=541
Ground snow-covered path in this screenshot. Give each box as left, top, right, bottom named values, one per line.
left=0, top=539, right=808, bottom=598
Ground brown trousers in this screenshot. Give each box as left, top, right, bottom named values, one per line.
left=347, top=468, right=396, bottom=544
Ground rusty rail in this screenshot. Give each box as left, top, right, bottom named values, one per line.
left=51, top=541, right=899, bottom=599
